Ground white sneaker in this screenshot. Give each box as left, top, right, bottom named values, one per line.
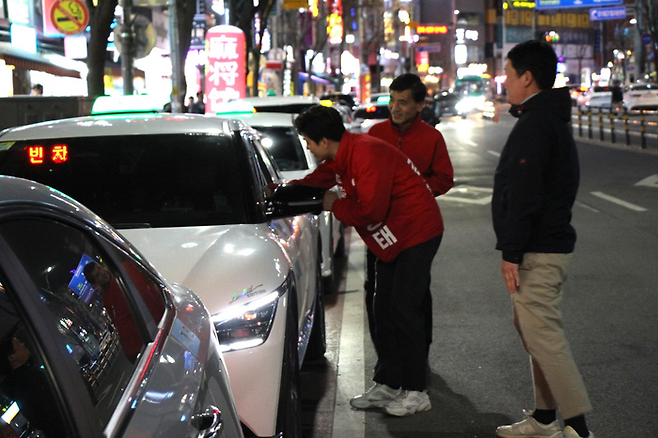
left=496, top=410, right=561, bottom=437
left=350, top=383, right=400, bottom=409
left=382, top=390, right=431, bottom=417
left=560, top=426, right=595, bottom=438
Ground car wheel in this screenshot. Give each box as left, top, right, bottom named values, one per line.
left=306, top=262, right=326, bottom=361
left=275, top=294, right=302, bottom=438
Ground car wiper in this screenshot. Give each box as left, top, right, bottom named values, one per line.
left=114, top=223, right=152, bottom=229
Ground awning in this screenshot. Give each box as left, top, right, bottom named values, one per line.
left=2, top=54, right=81, bottom=78
left=0, top=42, right=82, bottom=79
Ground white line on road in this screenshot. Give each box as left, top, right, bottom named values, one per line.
left=591, top=191, right=648, bottom=212
left=463, top=139, right=478, bottom=147
left=332, top=232, right=366, bottom=438
left=487, top=150, right=501, bottom=157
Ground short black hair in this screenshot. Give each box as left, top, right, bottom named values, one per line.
left=294, top=105, right=345, bottom=143
left=83, top=262, right=98, bottom=284
left=506, top=40, right=558, bottom=90
left=31, top=83, right=43, bottom=93
left=390, top=73, right=427, bottom=103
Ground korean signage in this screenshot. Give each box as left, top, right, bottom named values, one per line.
left=536, top=0, right=622, bottom=10
left=589, top=6, right=626, bottom=21
left=205, top=25, right=246, bottom=114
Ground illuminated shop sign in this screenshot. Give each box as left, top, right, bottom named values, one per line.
left=417, top=25, right=448, bottom=35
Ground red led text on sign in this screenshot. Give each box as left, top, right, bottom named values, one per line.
left=27, top=145, right=69, bottom=164
left=28, top=146, right=44, bottom=164
left=366, top=106, right=377, bottom=113
left=52, top=145, right=68, bottom=163
left=417, top=25, right=448, bottom=35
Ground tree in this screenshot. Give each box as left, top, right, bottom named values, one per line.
left=172, top=0, right=197, bottom=108
left=86, top=0, right=118, bottom=98
left=230, top=0, right=276, bottom=96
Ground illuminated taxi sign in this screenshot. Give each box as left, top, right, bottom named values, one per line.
left=27, top=145, right=69, bottom=165
left=92, top=95, right=162, bottom=115
left=376, top=95, right=390, bottom=104
left=320, top=99, right=334, bottom=107
left=417, top=25, right=449, bottom=35
left=215, top=100, right=257, bottom=117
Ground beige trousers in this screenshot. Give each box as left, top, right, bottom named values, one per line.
left=512, top=252, right=592, bottom=419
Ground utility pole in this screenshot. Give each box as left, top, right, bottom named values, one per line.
left=169, top=0, right=183, bottom=112
left=121, top=0, right=135, bottom=95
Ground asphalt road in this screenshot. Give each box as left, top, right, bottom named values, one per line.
left=301, top=112, right=658, bottom=438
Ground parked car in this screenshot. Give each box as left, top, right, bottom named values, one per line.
left=567, top=84, right=587, bottom=107
left=218, top=108, right=346, bottom=290
left=0, top=175, right=244, bottom=438
left=623, top=83, right=658, bottom=113
left=0, top=109, right=326, bottom=438
left=232, top=95, right=321, bottom=114
left=352, top=103, right=390, bottom=133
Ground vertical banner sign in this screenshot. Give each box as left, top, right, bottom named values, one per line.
left=205, top=25, right=246, bottom=113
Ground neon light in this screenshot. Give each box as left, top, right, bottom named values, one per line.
left=417, top=25, right=448, bottom=35
left=52, top=145, right=68, bottom=163
left=376, top=95, right=390, bottom=104
left=28, top=146, right=44, bottom=164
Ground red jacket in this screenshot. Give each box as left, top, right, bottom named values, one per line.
left=294, top=131, right=443, bottom=262
left=368, top=114, right=454, bottom=196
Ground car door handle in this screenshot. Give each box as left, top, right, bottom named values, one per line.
left=192, top=405, right=223, bottom=438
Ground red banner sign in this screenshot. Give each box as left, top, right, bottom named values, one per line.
left=205, top=25, right=246, bottom=114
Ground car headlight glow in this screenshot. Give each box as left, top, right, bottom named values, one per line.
left=211, top=279, right=288, bottom=352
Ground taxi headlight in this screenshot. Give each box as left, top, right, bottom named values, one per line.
left=211, top=279, right=288, bottom=352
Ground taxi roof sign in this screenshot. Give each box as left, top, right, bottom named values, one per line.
left=92, top=95, right=164, bottom=115
left=215, top=100, right=257, bottom=117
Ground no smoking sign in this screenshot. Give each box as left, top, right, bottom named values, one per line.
left=50, top=0, right=89, bottom=36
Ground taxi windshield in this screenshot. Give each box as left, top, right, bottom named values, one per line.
left=0, top=134, right=249, bottom=228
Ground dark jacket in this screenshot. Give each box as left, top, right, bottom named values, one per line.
left=492, top=87, right=579, bottom=264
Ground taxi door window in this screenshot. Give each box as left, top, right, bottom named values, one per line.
left=0, top=282, right=69, bottom=437
left=0, top=218, right=163, bottom=428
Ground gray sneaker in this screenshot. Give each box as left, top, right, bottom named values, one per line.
left=383, top=390, right=431, bottom=416
left=496, top=410, right=561, bottom=437
left=559, top=426, right=595, bottom=438
left=350, top=383, right=400, bottom=409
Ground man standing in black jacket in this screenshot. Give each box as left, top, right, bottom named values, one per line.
left=492, top=40, right=595, bottom=438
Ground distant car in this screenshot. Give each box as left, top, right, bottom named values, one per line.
left=568, top=84, right=587, bottom=107
left=320, top=92, right=359, bottom=111
left=221, top=110, right=346, bottom=290
left=352, top=103, right=390, bottom=133
left=435, top=92, right=463, bottom=117
left=0, top=176, right=244, bottom=438
left=580, top=86, right=622, bottom=113
left=232, top=95, right=321, bottom=114
left=0, top=109, right=326, bottom=438
left=623, top=83, right=658, bottom=113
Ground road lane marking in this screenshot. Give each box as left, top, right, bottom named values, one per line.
left=591, top=191, right=648, bottom=212
left=463, top=139, right=478, bottom=147
left=487, top=150, right=501, bottom=157
left=332, top=232, right=366, bottom=438
left=575, top=201, right=600, bottom=213
left=635, top=174, right=658, bottom=188
left=441, top=185, right=493, bottom=205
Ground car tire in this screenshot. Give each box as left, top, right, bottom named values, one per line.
left=275, top=293, right=302, bottom=438
left=306, top=262, right=327, bottom=361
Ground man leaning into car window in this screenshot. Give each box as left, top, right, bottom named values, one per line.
left=284, top=104, right=445, bottom=417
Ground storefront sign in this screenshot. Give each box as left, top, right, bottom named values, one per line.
left=205, top=25, right=246, bottom=114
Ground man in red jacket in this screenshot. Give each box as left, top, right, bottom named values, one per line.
left=292, top=104, right=443, bottom=416
left=367, top=73, right=453, bottom=357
